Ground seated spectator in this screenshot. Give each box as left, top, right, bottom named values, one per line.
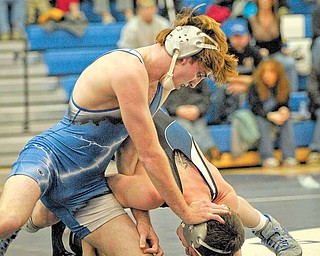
left=248, top=59, right=298, bottom=168
left=222, top=17, right=263, bottom=95
left=117, top=0, right=170, bottom=49
left=209, top=17, right=262, bottom=126
left=93, top=0, right=116, bottom=24
left=307, top=67, right=320, bottom=164
left=27, top=0, right=51, bottom=24
left=311, top=1, right=320, bottom=68
left=0, top=0, right=26, bottom=40
left=245, top=0, right=299, bottom=92
left=205, top=0, right=232, bottom=23
left=116, top=0, right=134, bottom=20
left=163, top=79, right=221, bottom=162
left=56, top=0, right=85, bottom=20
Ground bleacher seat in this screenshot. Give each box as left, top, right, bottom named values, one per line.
left=60, top=75, right=80, bottom=99
left=43, top=47, right=115, bottom=76
left=289, top=91, right=309, bottom=111
left=182, top=0, right=211, bottom=13
left=27, top=22, right=124, bottom=51
left=287, top=0, right=316, bottom=14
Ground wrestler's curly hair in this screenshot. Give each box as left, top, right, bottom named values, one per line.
left=155, top=5, right=238, bottom=85
left=198, top=212, right=245, bottom=256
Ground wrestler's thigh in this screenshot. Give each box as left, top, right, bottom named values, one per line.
left=83, top=214, right=153, bottom=256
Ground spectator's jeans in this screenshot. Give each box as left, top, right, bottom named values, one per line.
left=309, top=108, right=320, bottom=152
left=312, top=37, right=320, bottom=68
left=255, top=115, right=296, bottom=161
left=93, top=0, right=111, bottom=15
left=0, top=0, right=26, bottom=34
left=175, top=117, right=217, bottom=153
left=272, top=52, right=299, bottom=92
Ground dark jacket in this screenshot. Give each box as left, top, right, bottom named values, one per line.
left=307, top=68, right=320, bottom=120
left=248, top=83, right=289, bottom=118
left=163, top=79, right=211, bottom=118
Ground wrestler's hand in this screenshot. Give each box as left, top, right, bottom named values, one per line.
left=137, top=222, right=163, bottom=256
left=184, top=200, right=230, bottom=224
left=132, top=209, right=163, bottom=255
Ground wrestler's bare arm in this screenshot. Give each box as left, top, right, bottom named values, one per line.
left=110, top=60, right=201, bottom=224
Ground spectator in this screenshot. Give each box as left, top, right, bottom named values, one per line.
left=0, top=0, right=26, bottom=40
left=205, top=0, right=232, bottom=23
left=245, top=0, right=299, bottom=92
left=248, top=59, right=298, bottom=168
left=116, top=0, right=134, bottom=20
left=223, top=17, right=263, bottom=95
left=27, top=0, right=51, bottom=24
left=311, top=0, right=320, bottom=68
left=93, top=0, right=115, bottom=23
left=56, top=0, right=85, bottom=20
left=158, top=0, right=182, bottom=22
left=163, top=79, right=221, bottom=162
left=117, top=0, right=170, bottom=49
left=306, top=67, right=320, bottom=164
left=209, top=17, right=262, bottom=126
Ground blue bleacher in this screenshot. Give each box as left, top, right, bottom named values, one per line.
left=27, top=22, right=124, bottom=51
left=43, top=47, right=115, bottom=76
left=182, top=0, right=211, bottom=13
left=287, top=0, right=316, bottom=14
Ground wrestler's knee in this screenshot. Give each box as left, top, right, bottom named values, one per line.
left=32, top=201, right=59, bottom=227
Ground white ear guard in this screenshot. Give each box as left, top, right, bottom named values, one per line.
left=165, top=25, right=220, bottom=59
left=182, top=222, right=232, bottom=255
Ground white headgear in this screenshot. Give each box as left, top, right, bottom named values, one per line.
left=162, top=26, right=219, bottom=90
left=182, top=222, right=231, bottom=255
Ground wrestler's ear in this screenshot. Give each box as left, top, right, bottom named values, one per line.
left=179, top=58, right=191, bottom=65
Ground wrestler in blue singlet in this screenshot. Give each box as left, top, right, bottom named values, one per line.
left=10, top=49, right=163, bottom=238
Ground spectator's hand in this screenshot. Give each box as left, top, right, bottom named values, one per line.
left=176, top=105, right=201, bottom=121
left=259, top=48, right=270, bottom=57
left=267, top=111, right=287, bottom=125
left=227, top=81, right=249, bottom=95
left=278, top=106, right=290, bottom=121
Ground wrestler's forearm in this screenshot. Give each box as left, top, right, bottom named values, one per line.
left=141, top=149, right=191, bottom=222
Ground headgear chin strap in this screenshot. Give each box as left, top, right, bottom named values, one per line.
left=181, top=222, right=232, bottom=255
left=162, top=26, right=219, bottom=90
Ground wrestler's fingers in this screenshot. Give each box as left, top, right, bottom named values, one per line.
left=143, top=244, right=163, bottom=255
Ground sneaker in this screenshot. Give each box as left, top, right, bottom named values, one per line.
left=307, top=151, right=320, bottom=165
left=0, top=230, right=20, bottom=256
left=253, top=214, right=302, bottom=256
left=205, top=146, right=221, bottom=161
left=262, top=157, right=280, bottom=168
left=0, top=33, right=10, bottom=41
left=11, top=30, right=25, bottom=40
left=283, top=158, right=298, bottom=167
left=297, top=175, right=320, bottom=189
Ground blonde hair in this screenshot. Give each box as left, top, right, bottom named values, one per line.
left=155, top=6, right=238, bottom=84
left=253, top=59, right=289, bottom=103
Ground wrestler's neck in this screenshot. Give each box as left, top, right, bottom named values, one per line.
left=137, top=44, right=172, bottom=85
